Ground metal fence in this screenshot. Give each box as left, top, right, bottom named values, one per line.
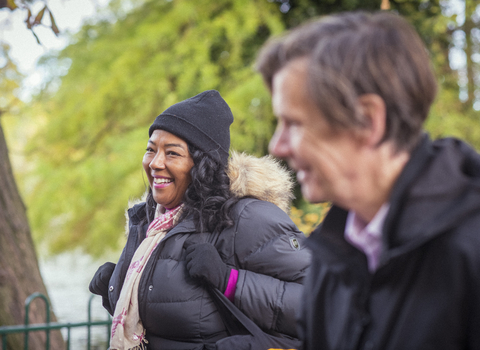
left=0, top=293, right=111, bottom=350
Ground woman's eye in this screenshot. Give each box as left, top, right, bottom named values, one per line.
left=167, top=151, right=180, bottom=156
left=145, top=148, right=154, bottom=152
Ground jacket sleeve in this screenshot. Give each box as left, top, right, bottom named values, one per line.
left=89, top=262, right=116, bottom=316
left=232, top=200, right=311, bottom=337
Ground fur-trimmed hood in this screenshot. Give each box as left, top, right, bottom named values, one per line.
left=227, top=151, right=294, bottom=213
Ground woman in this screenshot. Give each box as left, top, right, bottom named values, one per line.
left=89, top=90, right=310, bottom=349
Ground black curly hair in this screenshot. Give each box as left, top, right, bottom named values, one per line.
left=141, top=143, right=238, bottom=236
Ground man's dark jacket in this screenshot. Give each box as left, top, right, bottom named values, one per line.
left=299, top=136, right=480, bottom=350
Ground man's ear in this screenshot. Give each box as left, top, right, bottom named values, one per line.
left=356, top=94, right=387, bottom=148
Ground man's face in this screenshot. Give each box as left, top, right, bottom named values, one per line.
left=269, top=59, right=362, bottom=206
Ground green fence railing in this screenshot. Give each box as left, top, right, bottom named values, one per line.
left=0, top=293, right=111, bottom=350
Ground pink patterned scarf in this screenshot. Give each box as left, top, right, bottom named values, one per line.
left=110, top=204, right=184, bottom=350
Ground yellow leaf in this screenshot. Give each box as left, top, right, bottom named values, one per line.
left=6, top=0, right=17, bottom=10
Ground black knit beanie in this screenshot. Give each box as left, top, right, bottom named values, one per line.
left=149, top=90, right=234, bottom=165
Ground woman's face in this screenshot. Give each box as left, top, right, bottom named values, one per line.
left=143, top=129, right=194, bottom=209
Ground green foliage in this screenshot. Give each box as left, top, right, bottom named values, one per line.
left=290, top=201, right=331, bottom=236
left=427, top=84, right=480, bottom=149
left=0, top=43, right=25, bottom=160
left=277, top=0, right=382, bottom=28
left=390, top=0, right=480, bottom=150
left=27, top=0, right=284, bottom=256
left=0, top=44, right=23, bottom=115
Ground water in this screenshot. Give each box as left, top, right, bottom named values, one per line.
left=39, top=251, right=119, bottom=349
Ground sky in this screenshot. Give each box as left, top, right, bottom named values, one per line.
left=0, top=0, right=110, bottom=99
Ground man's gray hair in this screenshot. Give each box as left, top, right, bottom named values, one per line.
left=256, top=11, right=438, bottom=152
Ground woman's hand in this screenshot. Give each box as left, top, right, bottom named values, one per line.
left=184, top=239, right=230, bottom=292
left=89, top=262, right=116, bottom=297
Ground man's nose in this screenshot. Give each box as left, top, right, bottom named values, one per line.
left=269, top=127, right=290, bottom=159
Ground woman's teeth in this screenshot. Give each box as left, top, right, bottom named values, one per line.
left=154, top=178, right=173, bottom=184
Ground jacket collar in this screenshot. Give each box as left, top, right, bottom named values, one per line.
left=383, top=135, right=480, bottom=258
left=381, top=134, right=434, bottom=250
left=165, top=217, right=196, bottom=237
left=128, top=202, right=148, bottom=225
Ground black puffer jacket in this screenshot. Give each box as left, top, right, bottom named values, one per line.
left=299, top=136, right=480, bottom=350
left=101, top=153, right=310, bottom=349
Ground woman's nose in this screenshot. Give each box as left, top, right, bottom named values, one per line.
left=150, top=153, right=166, bottom=170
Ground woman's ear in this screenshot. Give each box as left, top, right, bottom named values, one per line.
left=356, top=94, right=387, bottom=148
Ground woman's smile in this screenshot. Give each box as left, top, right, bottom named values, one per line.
left=153, top=176, right=174, bottom=188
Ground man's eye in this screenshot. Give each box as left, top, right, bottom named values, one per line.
left=284, top=120, right=295, bottom=128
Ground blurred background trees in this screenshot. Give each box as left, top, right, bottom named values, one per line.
left=0, top=2, right=63, bottom=348
left=2, top=0, right=480, bottom=258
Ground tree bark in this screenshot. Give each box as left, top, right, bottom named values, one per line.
left=0, top=122, right=64, bottom=349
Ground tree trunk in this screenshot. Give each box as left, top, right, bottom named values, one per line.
left=0, top=122, right=64, bottom=349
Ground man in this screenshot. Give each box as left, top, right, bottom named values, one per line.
left=256, top=11, right=480, bottom=350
